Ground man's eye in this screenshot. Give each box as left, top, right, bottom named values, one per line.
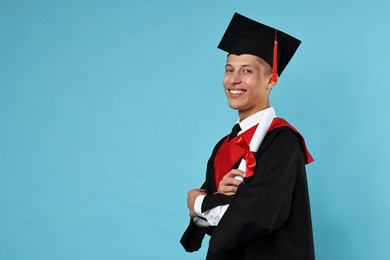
left=225, top=69, right=233, bottom=73
left=243, top=70, right=252, bottom=74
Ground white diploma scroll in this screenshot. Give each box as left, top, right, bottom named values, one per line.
left=234, top=109, right=276, bottom=182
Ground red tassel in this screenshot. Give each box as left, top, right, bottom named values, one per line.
left=272, top=29, right=278, bottom=83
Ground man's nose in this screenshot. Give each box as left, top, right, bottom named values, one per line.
left=230, top=72, right=241, bottom=84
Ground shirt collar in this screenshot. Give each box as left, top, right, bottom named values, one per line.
left=236, top=107, right=276, bottom=135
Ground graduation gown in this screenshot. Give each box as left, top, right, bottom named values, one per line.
left=180, top=124, right=315, bottom=260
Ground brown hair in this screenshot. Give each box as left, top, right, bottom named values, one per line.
left=256, top=57, right=272, bottom=76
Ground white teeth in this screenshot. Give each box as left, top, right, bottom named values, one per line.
left=230, top=89, right=245, bottom=94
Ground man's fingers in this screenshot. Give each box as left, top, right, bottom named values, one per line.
left=221, top=176, right=242, bottom=187
left=218, top=182, right=238, bottom=193
left=230, top=178, right=243, bottom=187
left=224, top=169, right=245, bottom=179
left=218, top=170, right=245, bottom=195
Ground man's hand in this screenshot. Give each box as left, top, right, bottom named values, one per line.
left=187, top=189, right=207, bottom=218
left=218, top=169, right=245, bottom=195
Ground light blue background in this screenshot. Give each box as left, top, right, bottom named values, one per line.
left=1, top=1, right=389, bottom=259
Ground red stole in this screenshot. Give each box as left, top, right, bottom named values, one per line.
left=214, top=124, right=258, bottom=190
left=213, top=118, right=313, bottom=189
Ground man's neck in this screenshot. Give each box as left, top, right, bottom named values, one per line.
left=238, top=106, right=270, bottom=122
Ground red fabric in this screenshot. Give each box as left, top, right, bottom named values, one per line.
left=235, top=136, right=257, bottom=178
left=272, top=30, right=278, bottom=84
left=214, top=125, right=258, bottom=189
left=213, top=117, right=314, bottom=189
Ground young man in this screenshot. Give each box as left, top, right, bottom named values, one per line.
left=180, top=13, right=315, bottom=260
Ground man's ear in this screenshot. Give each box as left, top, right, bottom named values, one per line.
left=267, top=74, right=278, bottom=89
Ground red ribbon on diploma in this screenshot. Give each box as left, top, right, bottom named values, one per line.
left=235, top=136, right=257, bottom=178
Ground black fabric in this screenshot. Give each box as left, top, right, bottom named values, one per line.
left=180, top=127, right=315, bottom=260
left=202, top=192, right=235, bottom=212
left=180, top=219, right=209, bottom=252
left=228, top=123, right=241, bottom=141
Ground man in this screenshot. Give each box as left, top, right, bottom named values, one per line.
left=180, top=13, right=315, bottom=260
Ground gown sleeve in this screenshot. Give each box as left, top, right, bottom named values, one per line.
left=180, top=137, right=225, bottom=252
left=207, top=127, right=305, bottom=255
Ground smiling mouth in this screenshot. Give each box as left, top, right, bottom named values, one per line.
left=229, top=89, right=246, bottom=95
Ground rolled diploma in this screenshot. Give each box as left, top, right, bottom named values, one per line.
left=234, top=110, right=276, bottom=182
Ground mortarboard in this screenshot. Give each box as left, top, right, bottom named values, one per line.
left=218, top=13, right=301, bottom=81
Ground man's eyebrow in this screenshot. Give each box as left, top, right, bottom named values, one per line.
left=225, top=64, right=253, bottom=68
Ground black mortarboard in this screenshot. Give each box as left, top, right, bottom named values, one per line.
left=218, top=13, right=301, bottom=78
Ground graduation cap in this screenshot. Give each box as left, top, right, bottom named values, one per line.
left=218, top=13, right=301, bottom=82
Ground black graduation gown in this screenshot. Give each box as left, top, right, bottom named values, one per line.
left=181, top=126, right=315, bottom=260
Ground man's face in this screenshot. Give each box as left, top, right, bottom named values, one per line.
left=223, top=54, right=274, bottom=119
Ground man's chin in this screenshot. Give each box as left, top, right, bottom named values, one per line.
left=227, top=103, right=239, bottom=110
left=227, top=101, right=242, bottom=111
